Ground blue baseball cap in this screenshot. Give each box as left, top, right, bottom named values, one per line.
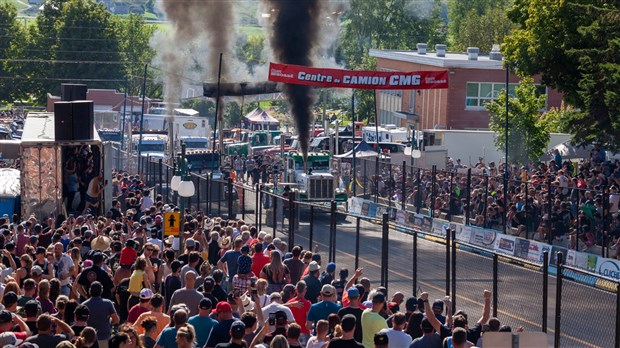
left=347, top=287, right=360, bottom=298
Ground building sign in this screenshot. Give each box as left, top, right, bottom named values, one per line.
left=183, top=122, right=197, bottom=130
left=268, top=62, right=449, bottom=90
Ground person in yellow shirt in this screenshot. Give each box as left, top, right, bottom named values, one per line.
left=361, top=293, right=389, bottom=348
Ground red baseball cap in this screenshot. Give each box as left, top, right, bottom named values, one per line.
left=216, top=302, right=232, bottom=313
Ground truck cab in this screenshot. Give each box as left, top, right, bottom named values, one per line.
left=132, top=134, right=168, bottom=158
left=284, top=152, right=346, bottom=201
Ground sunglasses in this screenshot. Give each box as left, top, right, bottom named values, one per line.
left=145, top=248, right=154, bottom=252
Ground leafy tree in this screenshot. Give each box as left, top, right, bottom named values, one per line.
left=539, top=104, right=574, bottom=134
left=503, top=0, right=620, bottom=150
left=446, top=0, right=511, bottom=50
left=114, top=15, right=155, bottom=83
left=53, top=0, right=124, bottom=90
left=235, top=34, right=265, bottom=75
left=225, top=102, right=243, bottom=128
left=0, top=3, right=27, bottom=103
left=338, top=0, right=446, bottom=123
left=455, top=7, right=515, bottom=53
left=486, top=77, right=549, bottom=165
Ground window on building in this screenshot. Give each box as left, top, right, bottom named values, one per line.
left=378, top=89, right=403, bottom=125
left=465, top=82, right=546, bottom=110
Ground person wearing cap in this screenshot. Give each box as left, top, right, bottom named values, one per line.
left=33, top=246, right=54, bottom=280
left=213, top=320, right=246, bottom=348
left=188, top=298, right=218, bottom=348
left=71, top=304, right=90, bottom=337
left=361, top=293, right=388, bottom=348
left=232, top=248, right=254, bottom=291
left=169, top=271, right=203, bottom=317
left=378, top=312, right=412, bottom=348
left=127, top=288, right=153, bottom=323
left=260, top=291, right=295, bottom=324
left=204, top=302, right=238, bottom=348
left=410, top=317, right=441, bottom=348
left=23, top=300, right=40, bottom=334
left=414, top=292, right=454, bottom=345
left=24, top=313, right=74, bottom=347
left=83, top=281, right=119, bottom=348
left=338, top=286, right=364, bottom=343
left=133, top=294, right=170, bottom=339
left=76, top=251, right=114, bottom=301
left=320, top=262, right=337, bottom=286
left=306, top=284, right=341, bottom=334
left=302, top=261, right=322, bottom=304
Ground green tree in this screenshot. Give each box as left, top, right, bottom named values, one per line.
left=53, top=0, right=124, bottom=90
left=486, top=77, right=549, bottom=165
left=225, top=102, right=243, bottom=128
left=446, top=0, right=511, bottom=50
left=113, top=15, right=160, bottom=97
left=455, top=7, right=515, bottom=53
left=0, top=3, right=27, bottom=103
left=503, top=0, right=620, bottom=150
left=235, top=34, right=264, bottom=75
left=539, top=104, right=574, bottom=134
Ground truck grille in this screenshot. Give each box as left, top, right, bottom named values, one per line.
left=309, top=177, right=334, bottom=199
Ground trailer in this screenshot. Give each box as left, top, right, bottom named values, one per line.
left=20, top=113, right=109, bottom=219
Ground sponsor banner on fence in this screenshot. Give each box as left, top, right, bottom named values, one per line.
left=595, top=258, right=620, bottom=281
left=495, top=235, right=517, bottom=256
left=269, top=62, right=450, bottom=90
left=469, top=226, right=497, bottom=248
left=346, top=196, right=620, bottom=278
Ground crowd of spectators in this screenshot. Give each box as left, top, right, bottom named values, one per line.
left=366, top=146, right=620, bottom=255
left=0, top=170, right=514, bottom=348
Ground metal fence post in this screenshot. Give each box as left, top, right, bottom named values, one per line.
left=258, top=185, right=262, bottom=231
left=240, top=185, right=245, bottom=220
left=451, top=228, right=457, bottom=313
left=381, top=212, right=389, bottom=291
left=547, top=179, right=553, bottom=245
left=413, top=231, right=417, bottom=296
left=448, top=171, right=455, bottom=221
left=525, top=181, right=529, bottom=238
left=374, top=156, right=379, bottom=203
left=355, top=216, right=361, bottom=270
left=401, top=161, right=407, bottom=210
left=329, top=201, right=337, bottom=262
left=431, top=165, right=437, bottom=218
left=542, top=250, right=549, bottom=333
left=166, top=163, right=170, bottom=202
left=484, top=175, right=489, bottom=227
left=218, top=180, right=222, bottom=217
left=272, top=193, right=277, bottom=238
left=416, top=168, right=422, bottom=214
left=554, top=252, right=563, bottom=348
left=465, top=169, right=472, bottom=225
left=206, top=173, right=211, bottom=215
left=309, top=205, right=314, bottom=251
left=158, top=159, right=163, bottom=197
left=288, top=193, right=294, bottom=251
left=445, top=226, right=451, bottom=296
left=493, top=253, right=498, bottom=317
left=228, top=177, right=234, bottom=220
left=616, top=283, right=620, bottom=348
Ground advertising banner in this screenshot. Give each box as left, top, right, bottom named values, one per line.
left=469, top=226, right=497, bottom=248
left=268, top=62, right=449, bottom=90
left=595, top=258, right=620, bottom=281
left=494, top=235, right=517, bottom=256
left=455, top=225, right=472, bottom=243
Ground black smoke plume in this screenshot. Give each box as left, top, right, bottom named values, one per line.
left=264, top=0, right=322, bottom=161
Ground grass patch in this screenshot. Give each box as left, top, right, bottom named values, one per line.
left=238, top=25, right=264, bottom=38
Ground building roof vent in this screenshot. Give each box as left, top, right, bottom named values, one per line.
left=435, top=44, right=446, bottom=57
left=467, top=47, right=479, bottom=60
left=417, top=43, right=427, bottom=55
left=489, top=44, right=503, bottom=61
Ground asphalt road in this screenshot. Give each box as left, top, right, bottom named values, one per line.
left=220, top=189, right=617, bottom=348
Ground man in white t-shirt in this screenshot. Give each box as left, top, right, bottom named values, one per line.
left=379, top=312, right=411, bottom=348
left=53, top=242, right=75, bottom=296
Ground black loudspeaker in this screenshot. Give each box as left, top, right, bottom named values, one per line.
left=71, top=100, right=94, bottom=140
left=61, top=84, right=87, bottom=101
left=54, top=101, right=73, bottom=141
